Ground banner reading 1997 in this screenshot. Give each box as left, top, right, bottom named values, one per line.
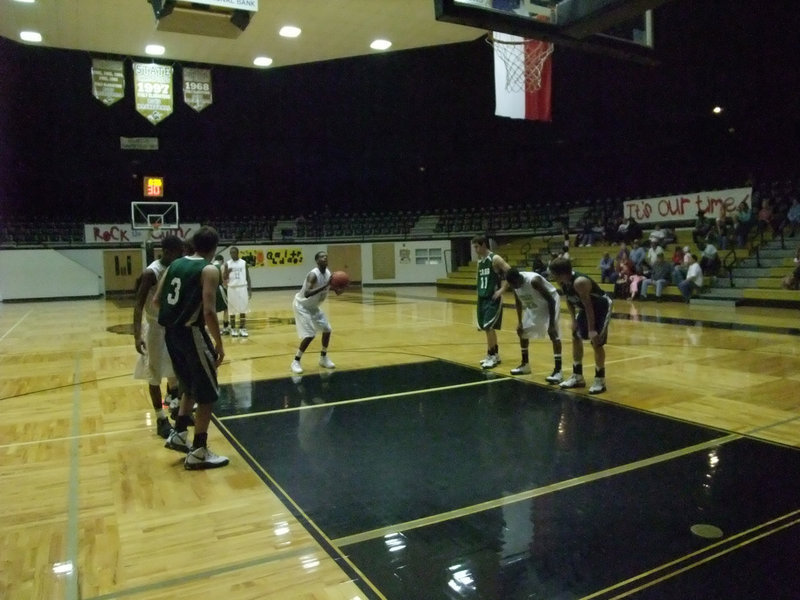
left=133, top=63, right=174, bottom=124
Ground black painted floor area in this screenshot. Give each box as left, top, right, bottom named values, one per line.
left=216, top=361, right=800, bottom=599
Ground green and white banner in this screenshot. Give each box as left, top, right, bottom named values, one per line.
left=132, top=62, right=174, bottom=124
left=90, top=59, right=125, bottom=106
left=182, top=67, right=213, bottom=112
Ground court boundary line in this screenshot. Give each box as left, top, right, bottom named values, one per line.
left=218, top=377, right=513, bottom=421
left=331, top=434, right=742, bottom=547
left=0, top=309, right=31, bottom=343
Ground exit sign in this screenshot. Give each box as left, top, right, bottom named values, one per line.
left=143, top=176, right=164, bottom=197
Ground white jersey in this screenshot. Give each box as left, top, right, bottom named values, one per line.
left=514, top=271, right=561, bottom=340
left=294, top=267, right=330, bottom=310
left=144, top=259, right=168, bottom=322
left=226, top=258, right=248, bottom=288
left=514, top=271, right=559, bottom=310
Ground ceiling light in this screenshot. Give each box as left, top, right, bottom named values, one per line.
left=14, top=0, right=36, bottom=3
left=370, top=39, right=392, bottom=51
left=712, top=106, right=723, bottom=114
left=145, top=44, right=165, bottom=56
left=279, top=26, right=301, bottom=38
left=253, top=56, right=273, bottom=67
left=20, top=31, right=42, bottom=42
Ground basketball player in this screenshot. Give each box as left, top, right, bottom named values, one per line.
left=471, top=235, right=511, bottom=369
left=291, top=251, right=341, bottom=374
left=505, top=268, right=563, bottom=382
left=132, top=235, right=184, bottom=438
left=547, top=257, right=612, bottom=394
left=212, top=254, right=230, bottom=335
left=223, top=247, right=251, bottom=337
left=155, top=226, right=228, bottom=470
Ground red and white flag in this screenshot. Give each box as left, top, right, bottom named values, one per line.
left=493, top=32, right=552, bottom=122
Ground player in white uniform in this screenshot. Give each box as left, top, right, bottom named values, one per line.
left=133, top=235, right=184, bottom=438
left=291, top=251, right=341, bottom=374
left=505, top=268, right=563, bottom=382
left=223, top=247, right=251, bottom=337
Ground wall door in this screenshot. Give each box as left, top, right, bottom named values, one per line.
left=326, top=245, right=362, bottom=283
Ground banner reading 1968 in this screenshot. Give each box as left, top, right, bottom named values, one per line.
left=91, top=59, right=125, bottom=106
left=132, top=63, right=174, bottom=124
left=182, top=68, right=213, bottom=112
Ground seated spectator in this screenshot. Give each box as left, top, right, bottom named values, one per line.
left=678, top=253, right=703, bottom=302
left=599, top=252, right=615, bottom=283
left=692, top=210, right=712, bottom=246
left=629, top=239, right=646, bottom=271
left=672, top=247, right=689, bottom=286
left=661, top=226, right=677, bottom=246
left=576, top=219, right=593, bottom=247
left=615, top=242, right=629, bottom=265
left=710, top=215, right=732, bottom=250
left=590, top=221, right=606, bottom=245
left=757, top=199, right=773, bottom=236
left=625, top=217, right=643, bottom=243
left=628, top=263, right=647, bottom=300
left=613, top=257, right=634, bottom=299
left=645, top=240, right=661, bottom=268
left=784, top=197, right=800, bottom=237
left=641, top=250, right=673, bottom=302
left=648, top=224, right=667, bottom=247
left=735, top=201, right=753, bottom=247
left=699, top=242, right=721, bottom=277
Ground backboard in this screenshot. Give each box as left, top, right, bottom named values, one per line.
left=131, top=201, right=180, bottom=230
left=435, top=0, right=668, bottom=64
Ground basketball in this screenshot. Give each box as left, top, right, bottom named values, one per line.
left=330, top=270, right=350, bottom=290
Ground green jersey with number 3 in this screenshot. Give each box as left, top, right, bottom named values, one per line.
left=477, top=252, right=500, bottom=299
left=158, top=256, right=209, bottom=328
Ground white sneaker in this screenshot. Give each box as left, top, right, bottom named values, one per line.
left=231, top=328, right=240, bottom=337
left=545, top=371, right=564, bottom=384
left=319, top=355, right=336, bottom=369
left=510, top=363, right=531, bottom=375
left=589, top=377, right=606, bottom=394
left=164, top=429, right=191, bottom=453
left=290, top=360, right=303, bottom=374
left=184, top=446, right=229, bottom=470
left=239, top=328, right=249, bottom=338
left=479, top=354, right=491, bottom=365
left=481, top=354, right=499, bottom=369
left=221, top=326, right=231, bottom=335
left=559, top=374, right=586, bottom=389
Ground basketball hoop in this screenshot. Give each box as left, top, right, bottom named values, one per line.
left=487, top=32, right=554, bottom=92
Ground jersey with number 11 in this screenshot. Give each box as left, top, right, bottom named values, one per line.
left=158, top=256, right=208, bottom=328
left=477, top=252, right=500, bottom=298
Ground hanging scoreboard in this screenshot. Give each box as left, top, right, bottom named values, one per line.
left=143, top=176, right=164, bottom=198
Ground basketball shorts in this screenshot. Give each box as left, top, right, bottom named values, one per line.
left=227, top=285, right=249, bottom=314
left=574, top=296, right=612, bottom=345
left=164, top=326, right=219, bottom=405
left=133, top=319, right=175, bottom=385
left=477, top=296, right=503, bottom=331
left=519, top=299, right=561, bottom=340
left=293, top=297, right=332, bottom=339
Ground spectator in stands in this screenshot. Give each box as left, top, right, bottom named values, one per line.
left=641, top=249, right=673, bottom=302
left=711, top=215, right=732, bottom=250
left=613, top=256, right=634, bottom=299
left=576, top=219, right=593, bottom=247
left=671, top=245, right=685, bottom=268
left=628, top=263, right=647, bottom=301
left=629, top=239, right=646, bottom=271
left=672, top=246, right=689, bottom=286
left=646, top=239, right=661, bottom=267
left=648, top=224, right=667, bottom=247
left=757, top=199, right=774, bottom=237
left=678, top=253, right=703, bottom=302
left=783, top=197, right=800, bottom=237
left=735, top=200, right=753, bottom=247
left=591, top=221, right=606, bottom=245
left=615, top=242, right=629, bottom=265
left=625, top=217, right=643, bottom=244
left=599, top=252, right=615, bottom=283
left=692, top=210, right=712, bottom=246
left=661, top=226, right=677, bottom=246
left=699, top=242, right=721, bottom=278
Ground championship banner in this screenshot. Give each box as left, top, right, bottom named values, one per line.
left=132, top=63, right=174, bottom=124
left=623, top=188, right=753, bottom=225
left=182, top=68, right=213, bottom=112
left=91, top=59, right=125, bottom=106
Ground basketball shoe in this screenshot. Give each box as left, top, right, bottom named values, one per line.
left=164, top=429, right=191, bottom=453
left=239, top=328, right=249, bottom=338
left=184, top=446, right=229, bottom=470
left=291, top=360, right=304, bottom=374
left=319, top=356, right=336, bottom=369
left=156, top=416, right=172, bottom=439
left=481, top=354, right=500, bottom=369
left=510, top=363, right=531, bottom=375
left=589, top=377, right=606, bottom=394
left=559, top=374, right=586, bottom=389
left=545, top=370, right=563, bottom=384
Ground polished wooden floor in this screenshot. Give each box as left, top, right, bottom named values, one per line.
left=1, top=286, right=799, bottom=599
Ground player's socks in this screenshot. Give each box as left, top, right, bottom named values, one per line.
left=596, top=367, right=606, bottom=378
left=521, top=348, right=529, bottom=364
left=294, top=350, right=305, bottom=361
left=554, top=354, right=562, bottom=373
left=193, top=432, right=208, bottom=449
left=573, top=363, right=583, bottom=375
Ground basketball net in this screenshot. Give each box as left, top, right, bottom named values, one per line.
left=487, top=32, right=553, bottom=93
